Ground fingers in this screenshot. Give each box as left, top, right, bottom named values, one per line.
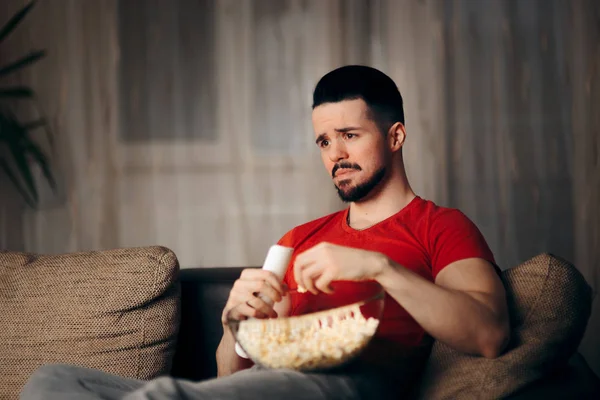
left=299, top=263, right=322, bottom=295
left=222, top=295, right=278, bottom=324
left=235, top=270, right=286, bottom=303
left=314, top=270, right=335, bottom=294
left=249, top=295, right=278, bottom=318
left=293, top=254, right=312, bottom=293
left=294, top=242, right=332, bottom=294
left=297, top=263, right=334, bottom=295
left=227, top=302, right=270, bottom=322
left=222, top=268, right=286, bottom=325
left=249, top=279, right=282, bottom=304
left=240, top=269, right=287, bottom=299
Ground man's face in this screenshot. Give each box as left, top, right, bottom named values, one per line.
left=312, top=99, right=389, bottom=203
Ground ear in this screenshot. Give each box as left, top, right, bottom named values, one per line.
left=387, top=122, right=406, bottom=152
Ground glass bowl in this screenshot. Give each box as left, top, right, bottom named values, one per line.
left=226, top=280, right=385, bottom=371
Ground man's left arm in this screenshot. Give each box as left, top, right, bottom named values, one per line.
left=374, top=255, right=510, bottom=358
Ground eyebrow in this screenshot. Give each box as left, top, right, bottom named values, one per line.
left=315, top=127, right=362, bottom=144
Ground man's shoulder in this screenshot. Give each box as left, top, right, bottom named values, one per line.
left=278, top=209, right=346, bottom=247
left=412, top=197, right=483, bottom=244
left=405, top=197, right=480, bottom=241
left=412, top=197, right=472, bottom=224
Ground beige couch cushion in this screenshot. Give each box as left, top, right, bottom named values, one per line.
left=0, top=246, right=181, bottom=399
left=414, top=253, right=593, bottom=399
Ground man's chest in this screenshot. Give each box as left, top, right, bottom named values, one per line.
left=292, top=225, right=434, bottom=282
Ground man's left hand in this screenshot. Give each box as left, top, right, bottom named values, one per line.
left=293, top=242, right=385, bottom=294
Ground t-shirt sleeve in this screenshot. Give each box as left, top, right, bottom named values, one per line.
left=429, top=209, right=496, bottom=279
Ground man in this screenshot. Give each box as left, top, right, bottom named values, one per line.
left=21, top=65, right=509, bottom=400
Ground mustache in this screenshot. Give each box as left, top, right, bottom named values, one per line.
left=332, top=162, right=361, bottom=178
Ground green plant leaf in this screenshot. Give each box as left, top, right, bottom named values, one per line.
left=0, top=111, right=38, bottom=202
left=25, top=142, right=56, bottom=191
left=19, top=117, right=54, bottom=152
left=7, top=142, right=38, bottom=203
left=0, top=1, right=52, bottom=209
left=0, top=86, right=35, bottom=98
left=26, top=117, right=54, bottom=149
left=22, top=118, right=47, bottom=131
left=0, top=50, right=46, bottom=77
left=0, top=1, right=35, bottom=43
left=0, top=113, right=45, bottom=139
left=0, top=159, right=36, bottom=207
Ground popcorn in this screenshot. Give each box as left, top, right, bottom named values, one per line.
left=297, top=286, right=307, bottom=293
left=236, top=303, right=379, bottom=370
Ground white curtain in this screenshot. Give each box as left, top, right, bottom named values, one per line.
left=1, top=0, right=449, bottom=268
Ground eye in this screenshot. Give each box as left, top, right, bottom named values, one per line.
left=345, top=133, right=357, bottom=139
left=319, top=140, right=330, bottom=148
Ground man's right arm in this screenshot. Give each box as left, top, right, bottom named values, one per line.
left=215, top=270, right=290, bottom=377
left=216, top=328, right=254, bottom=377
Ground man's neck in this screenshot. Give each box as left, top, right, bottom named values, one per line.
left=347, top=169, right=416, bottom=230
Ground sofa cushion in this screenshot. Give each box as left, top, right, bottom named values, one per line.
left=0, top=246, right=181, bottom=399
left=414, top=253, right=593, bottom=399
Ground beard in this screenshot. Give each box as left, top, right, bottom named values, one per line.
left=335, top=166, right=387, bottom=203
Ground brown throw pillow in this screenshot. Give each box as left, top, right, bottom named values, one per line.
left=414, top=253, right=593, bottom=399
left=0, top=246, right=181, bottom=399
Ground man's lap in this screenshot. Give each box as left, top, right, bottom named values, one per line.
left=20, top=362, right=395, bottom=400
left=20, top=364, right=146, bottom=400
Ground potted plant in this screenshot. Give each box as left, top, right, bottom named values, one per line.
left=0, top=1, right=55, bottom=208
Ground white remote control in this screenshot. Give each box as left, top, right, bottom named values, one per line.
left=235, top=244, right=293, bottom=359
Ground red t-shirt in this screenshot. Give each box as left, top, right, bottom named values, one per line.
left=278, top=196, right=496, bottom=347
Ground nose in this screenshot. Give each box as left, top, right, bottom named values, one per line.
left=327, top=140, right=348, bottom=163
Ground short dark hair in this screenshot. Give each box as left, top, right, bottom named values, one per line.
left=312, top=65, right=405, bottom=133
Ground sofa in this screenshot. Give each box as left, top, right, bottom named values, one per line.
left=1, top=246, right=600, bottom=399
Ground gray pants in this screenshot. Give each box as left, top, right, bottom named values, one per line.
left=19, top=363, right=397, bottom=400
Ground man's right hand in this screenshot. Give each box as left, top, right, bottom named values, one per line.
left=221, top=268, right=288, bottom=327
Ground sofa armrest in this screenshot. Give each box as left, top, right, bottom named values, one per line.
left=504, top=353, right=600, bottom=399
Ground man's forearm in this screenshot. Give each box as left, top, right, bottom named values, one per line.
left=375, top=257, right=509, bottom=358
left=216, top=329, right=253, bottom=377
